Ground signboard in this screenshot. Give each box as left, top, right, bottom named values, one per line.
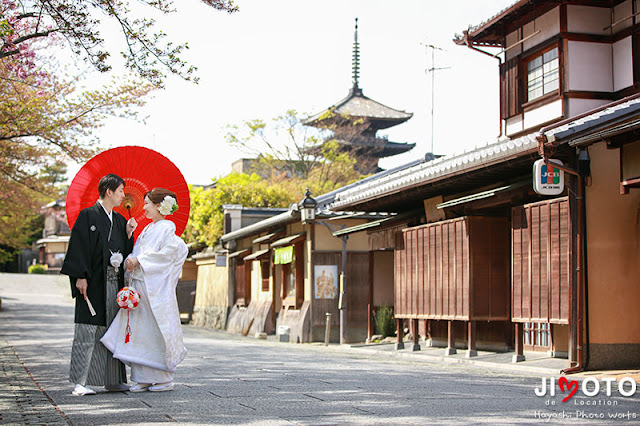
left=314, top=265, right=338, bottom=299
left=533, top=159, right=565, bottom=196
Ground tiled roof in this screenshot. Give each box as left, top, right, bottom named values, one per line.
left=453, top=0, right=534, bottom=47
left=545, top=96, right=640, bottom=143
left=304, top=91, right=413, bottom=128
left=329, top=95, right=640, bottom=211
left=329, top=133, right=539, bottom=209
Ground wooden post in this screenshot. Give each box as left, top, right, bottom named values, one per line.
left=424, top=319, right=432, bottom=347
left=367, top=251, right=374, bottom=342
left=411, top=318, right=420, bottom=351
left=466, top=321, right=477, bottom=358
left=445, top=320, right=456, bottom=355
left=395, top=318, right=404, bottom=350
left=512, top=322, right=525, bottom=362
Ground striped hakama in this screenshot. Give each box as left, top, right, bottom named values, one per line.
left=69, top=266, right=126, bottom=387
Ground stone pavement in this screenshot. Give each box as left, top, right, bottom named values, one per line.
left=1, top=273, right=638, bottom=425
left=0, top=338, right=69, bottom=425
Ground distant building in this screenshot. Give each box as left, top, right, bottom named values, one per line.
left=35, top=200, right=70, bottom=273
left=302, top=18, right=416, bottom=174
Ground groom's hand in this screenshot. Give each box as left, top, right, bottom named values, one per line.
left=126, top=217, right=137, bottom=238
left=76, top=278, right=88, bottom=299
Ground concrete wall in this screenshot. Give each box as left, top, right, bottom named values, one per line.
left=191, top=256, right=230, bottom=330
left=585, top=142, right=640, bottom=368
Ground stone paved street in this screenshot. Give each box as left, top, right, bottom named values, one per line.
left=1, top=273, right=639, bottom=425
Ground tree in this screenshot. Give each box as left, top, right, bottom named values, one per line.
left=184, top=174, right=298, bottom=247
left=0, top=36, right=155, bottom=260
left=0, top=0, right=238, bottom=87
left=225, top=110, right=364, bottom=193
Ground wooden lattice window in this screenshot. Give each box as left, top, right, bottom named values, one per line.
left=523, top=322, right=551, bottom=351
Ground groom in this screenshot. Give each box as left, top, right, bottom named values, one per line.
left=61, top=174, right=137, bottom=396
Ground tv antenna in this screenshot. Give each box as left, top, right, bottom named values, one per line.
left=421, top=43, right=450, bottom=156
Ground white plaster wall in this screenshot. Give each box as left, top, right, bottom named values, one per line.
left=613, top=36, right=633, bottom=91
left=506, top=115, right=524, bottom=136
left=566, top=98, right=611, bottom=117
left=506, top=29, right=522, bottom=61
left=523, top=98, right=562, bottom=129
left=567, top=5, right=611, bottom=35
left=567, top=41, right=613, bottom=92
left=613, top=1, right=633, bottom=33
left=522, top=7, right=560, bottom=52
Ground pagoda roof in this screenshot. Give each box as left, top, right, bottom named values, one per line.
left=303, top=87, right=413, bottom=130
left=335, top=137, right=415, bottom=158
left=305, top=136, right=415, bottom=158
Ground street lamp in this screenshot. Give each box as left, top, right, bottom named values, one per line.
left=299, top=187, right=317, bottom=224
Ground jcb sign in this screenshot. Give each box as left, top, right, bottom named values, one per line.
left=533, top=159, right=564, bottom=196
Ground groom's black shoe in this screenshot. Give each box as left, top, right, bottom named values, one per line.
left=105, top=384, right=130, bottom=392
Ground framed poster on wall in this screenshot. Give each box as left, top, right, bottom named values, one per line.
left=314, top=265, right=338, bottom=299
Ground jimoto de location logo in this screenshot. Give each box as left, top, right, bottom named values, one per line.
left=533, top=376, right=638, bottom=421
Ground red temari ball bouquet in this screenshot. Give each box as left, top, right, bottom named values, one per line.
left=116, top=287, right=140, bottom=310
left=116, top=287, right=140, bottom=343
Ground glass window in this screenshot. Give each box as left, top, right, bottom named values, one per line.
left=527, top=48, right=559, bottom=101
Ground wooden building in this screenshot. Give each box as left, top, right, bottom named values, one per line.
left=219, top=187, right=394, bottom=343
left=329, top=0, right=640, bottom=370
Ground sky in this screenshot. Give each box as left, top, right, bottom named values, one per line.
left=69, top=0, right=516, bottom=186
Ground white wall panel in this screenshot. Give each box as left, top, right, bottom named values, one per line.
left=567, top=41, right=613, bottom=92
left=613, top=36, right=633, bottom=91
left=523, top=7, right=560, bottom=52
left=506, top=115, right=524, bottom=136
left=566, top=99, right=611, bottom=118
left=524, top=99, right=562, bottom=130
left=506, top=30, right=522, bottom=61
left=613, top=1, right=633, bottom=33
left=567, top=5, right=611, bottom=35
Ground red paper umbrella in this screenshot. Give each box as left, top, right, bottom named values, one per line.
left=66, top=146, right=190, bottom=239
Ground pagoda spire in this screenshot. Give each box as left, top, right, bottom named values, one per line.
left=351, top=17, right=362, bottom=96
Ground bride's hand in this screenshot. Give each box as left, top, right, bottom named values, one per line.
left=126, top=257, right=139, bottom=271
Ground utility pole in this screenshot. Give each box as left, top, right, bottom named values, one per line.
left=422, top=43, right=450, bottom=155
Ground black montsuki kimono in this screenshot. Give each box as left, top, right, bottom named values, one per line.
left=61, top=202, right=134, bottom=326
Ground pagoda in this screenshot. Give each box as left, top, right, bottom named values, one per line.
left=303, top=18, right=415, bottom=174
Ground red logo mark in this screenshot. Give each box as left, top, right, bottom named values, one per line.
left=559, top=377, right=578, bottom=402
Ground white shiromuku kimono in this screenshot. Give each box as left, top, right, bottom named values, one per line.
left=101, top=219, right=188, bottom=384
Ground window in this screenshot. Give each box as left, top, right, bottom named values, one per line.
left=261, top=260, right=270, bottom=291
left=523, top=322, right=551, bottom=351
left=527, top=48, right=559, bottom=101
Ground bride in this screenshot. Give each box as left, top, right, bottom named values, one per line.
left=101, top=188, right=188, bottom=392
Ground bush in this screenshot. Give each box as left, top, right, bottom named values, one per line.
left=374, top=305, right=396, bottom=338
left=28, top=264, right=46, bottom=274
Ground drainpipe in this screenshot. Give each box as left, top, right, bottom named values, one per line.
left=462, top=31, right=503, bottom=138
left=537, top=134, right=585, bottom=374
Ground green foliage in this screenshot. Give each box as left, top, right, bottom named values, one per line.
left=374, top=305, right=396, bottom=338
left=224, top=110, right=365, bottom=193
left=184, top=174, right=298, bottom=246
left=0, top=33, right=155, bottom=262
left=28, top=264, right=46, bottom=274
